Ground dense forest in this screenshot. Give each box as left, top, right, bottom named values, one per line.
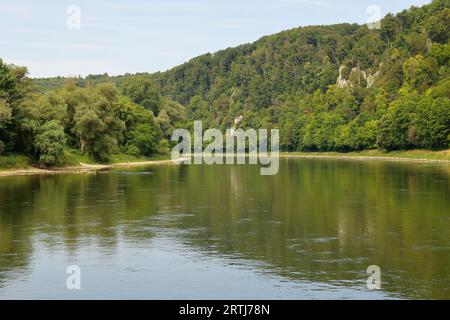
left=0, top=69, right=185, bottom=165
left=2, top=0, right=449, bottom=166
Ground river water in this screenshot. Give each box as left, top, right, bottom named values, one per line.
left=0, top=158, right=449, bottom=299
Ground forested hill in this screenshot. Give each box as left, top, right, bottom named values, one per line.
left=20, top=0, right=450, bottom=160
left=149, top=0, right=450, bottom=149
left=150, top=0, right=449, bottom=101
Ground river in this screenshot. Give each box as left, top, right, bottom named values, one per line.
left=0, top=158, right=449, bottom=299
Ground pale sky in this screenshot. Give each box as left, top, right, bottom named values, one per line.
left=0, top=0, right=431, bottom=78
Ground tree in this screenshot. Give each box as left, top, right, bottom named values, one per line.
left=74, top=85, right=125, bottom=161
left=0, top=100, right=12, bottom=129
left=403, top=55, right=439, bottom=92
left=187, top=95, right=210, bottom=125
left=157, top=139, right=170, bottom=155
left=426, top=7, right=450, bottom=44
left=127, top=123, right=160, bottom=156
left=0, top=60, right=28, bottom=152
left=354, top=120, right=378, bottom=150
left=0, top=60, right=22, bottom=103
left=405, top=33, right=428, bottom=55
left=113, top=96, right=154, bottom=139
left=17, top=92, right=68, bottom=156
left=334, top=124, right=352, bottom=151
left=34, top=120, right=66, bottom=166
left=377, top=97, right=418, bottom=150
left=415, top=97, right=450, bottom=149
left=121, top=75, right=161, bottom=115
left=380, top=13, right=398, bottom=45
left=429, top=78, right=450, bottom=99
left=429, top=43, right=450, bottom=66
left=0, top=99, right=9, bottom=154
left=280, top=120, right=294, bottom=151
left=156, top=98, right=187, bottom=139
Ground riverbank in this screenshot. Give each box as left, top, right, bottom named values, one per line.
left=281, top=150, right=450, bottom=164
left=1, top=149, right=449, bottom=177
left=0, top=158, right=184, bottom=177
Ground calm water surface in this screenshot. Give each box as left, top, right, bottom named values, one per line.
left=0, top=159, right=449, bottom=299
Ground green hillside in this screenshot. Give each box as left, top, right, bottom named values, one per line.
left=3, top=0, right=449, bottom=167
left=148, top=0, right=450, bottom=151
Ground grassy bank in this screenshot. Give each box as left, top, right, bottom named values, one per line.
left=0, top=154, right=32, bottom=169
left=282, top=149, right=450, bottom=161
left=1, top=149, right=449, bottom=174
left=51, top=149, right=170, bottom=167
left=0, top=149, right=171, bottom=171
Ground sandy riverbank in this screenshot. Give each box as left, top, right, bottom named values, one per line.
left=0, top=158, right=187, bottom=177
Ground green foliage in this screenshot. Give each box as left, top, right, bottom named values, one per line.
left=0, top=99, right=12, bottom=129
left=1, top=59, right=173, bottom=165
left=405, top=33, right=429, bottom=56
left=73, top=85, right=126, bottom=161
left=127, top=123, right=160, bottom=156
left=429, top=78, right=450, bottom=99
left=0, top=59, right=22, bottom=103
left=0, top=60, right=28, bottom=152
left=403, top=55, right=439, bottom=92
left=415, top=97, right=450, bottom=149
left=34, top=120, right=66, bottom=166
left=187, top=95, right=210, bottom=124
left=125, top=144, right=141, bottom=157
left=426, top=7, right=450, bottom=43
left=377, top=96, right=418, bottom=150
left=156, top=98, right=187, bottom=139
left=3, top=0, right=449, bottom=165
left=429, top=43, right=450, bottom=65
left=141, top=0, right=448, bottom=152
left=157, top=139, right=170, bottom=155
left=337, top=118, right=378, bottom=151
left=0, top=153, right=30, bottom=169
left=121, top=75, right=161, bottom=115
